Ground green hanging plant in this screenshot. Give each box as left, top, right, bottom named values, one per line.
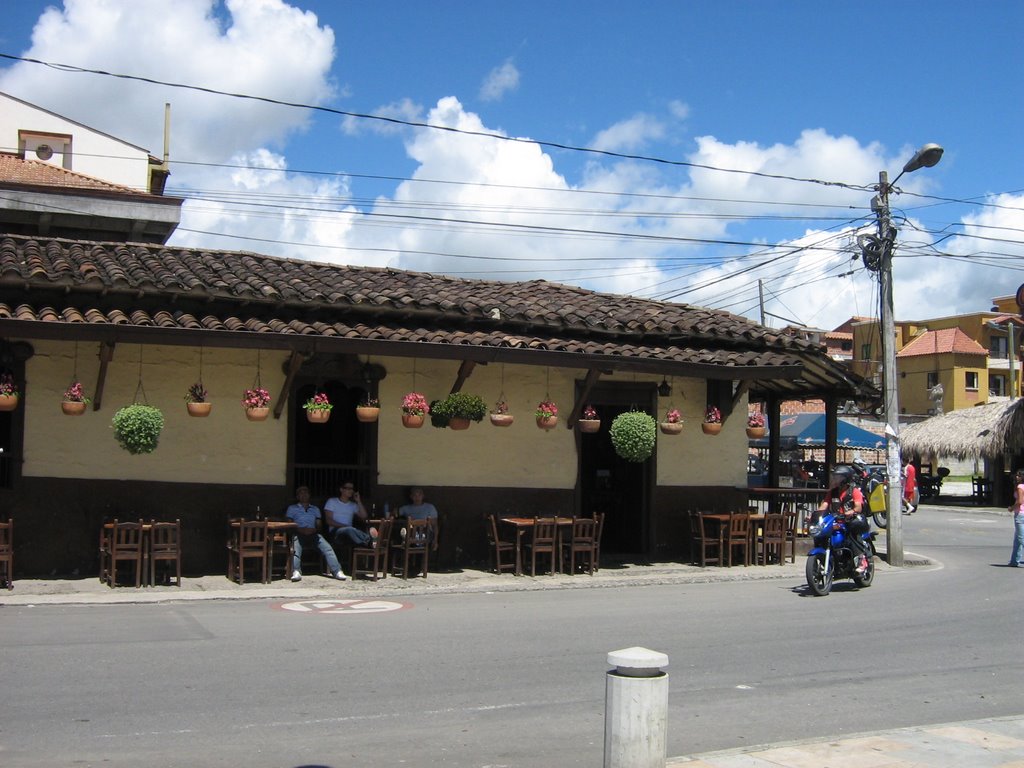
left=429, top=392, right=487, bottom=428
left=112, top=404, right=165, bottom=455
left=609, top=410, right=657, bottom=463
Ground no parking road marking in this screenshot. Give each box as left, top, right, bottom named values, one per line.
left=275, top=599, right=412, bottom=615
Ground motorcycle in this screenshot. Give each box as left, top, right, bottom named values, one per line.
left=852, top=460, right=889, bottom=529
left=805, top=510, right=878, bottom=596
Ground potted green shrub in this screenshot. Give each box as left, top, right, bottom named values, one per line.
left=112, top=404, right=165, bottom=455
left=609, top=410, right=657, bottom=462
left=430, top=392, right=487, bottom=430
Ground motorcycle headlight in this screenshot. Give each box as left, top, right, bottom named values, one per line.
left=808, top=523, right=823, bottom=537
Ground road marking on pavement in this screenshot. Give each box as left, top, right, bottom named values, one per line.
left=274, top=599, right=412, bottom=614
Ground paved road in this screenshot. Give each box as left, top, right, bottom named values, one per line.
left=0, top=506, right=1019, bottom=767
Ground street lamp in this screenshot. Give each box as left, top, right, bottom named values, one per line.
left=871, top=143, right=943, bottom=568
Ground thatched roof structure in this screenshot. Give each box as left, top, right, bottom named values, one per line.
left=901, top=400, right=1024, bottom=460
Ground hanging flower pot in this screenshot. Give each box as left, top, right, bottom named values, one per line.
left=746, top=426, right=766, bottom=439
left=489, top=398, right=513, bottom=426
left=536, top=399, right=558, bottom=430
left=112, top=404, right=165, bottom=455
left=448, top=416, right=471, bottom=430
left=702, top=406, right=723, bottom=435
left=245, top=406, right=270, bottom=422
left=610, top=411, right=657, bottom=462
left=356, top=397, right=380, bottom=423
left=578, top=405, right=600, bottom=433
left=187, top=402, right=212, bottom=418
left=242, top=387, right=271, bottom=421
left=746, top=411, right=766, bottom=438
left=0, top=373, right=19, bottom=412
left=61, top=400, right=87, bottom=416
left=429, top=392, right=486, bottom=429
left=401, top=392, right=429, bottom=428
left=303, top=392, right=333, bottom=423
left=659, top=408, right=683, bottom=435
left=61, top=381, right=90, bottom=415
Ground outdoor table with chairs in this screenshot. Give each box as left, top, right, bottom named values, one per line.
left=493, top=514, right=604, bottom=576
left=99, top=519, right=182, bottom=588
left=688, top=509, right=797, bottom=568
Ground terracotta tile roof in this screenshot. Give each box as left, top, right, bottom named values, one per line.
left=0, top=234, right=870, bottom=397
left=897, top=327, right=987, bottom=358
left=0, top=153, right=152, bottom=197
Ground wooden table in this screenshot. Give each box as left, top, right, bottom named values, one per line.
left=499, top=517, right=574, bottom=576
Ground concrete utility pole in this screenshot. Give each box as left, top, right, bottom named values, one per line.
left=873, top=144, right=944, bottom=567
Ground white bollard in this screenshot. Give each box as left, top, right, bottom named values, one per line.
left=604, top=646, right=669, bottom=768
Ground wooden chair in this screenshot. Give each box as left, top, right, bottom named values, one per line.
left=695, top=512, right=724, bottom=567
left=591, top=512, right=606, bottom=572
left=782, top=508, right=799, bottom=563
left=561, top=517, right=597, bottom=575
left=758, top=513, right=786, bottom=566
left=725, top=512, right=750, bottom=567
left=102, top=519, right=145, bottom=588
left=392, top=518, right=431, bottom=579
left=227, top=519, right=269, bottom=584
left=351, top=517, right=392, bottom=581
left=525, top=517, right=558, bottom=576
left=485, top=514, right=516, bottom=574
left=0, top=517, right=12, bottom=589
left=267, top=524, right=292, bottom=581
left=149, top=519, right=182, bottom=586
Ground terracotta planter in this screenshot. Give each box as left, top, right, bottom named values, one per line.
left=61, top=400, right=87, bottom=416
left=187, top=402, right=212, bottom=418
left=306, top=409, right=331, bottom=424
left=578, top=419, right=601, bottom=433
left=402, top=413, right=425, bottom=429
left=355, top=406, right=380, bottom=423
left=746, top=426, right=766, bottom=439
left=701, top=422, right=722, bottom=435
left=489, top=413, right=514, bottom=427
left=245, top=406, right=270, bottom=422
left=448, top=416, right=471, bottom=431
left=659, top=421, right=683, bottom=435
left=0, top=394, right=18, bottom=412
left=536, top=415, right=558, bottom=431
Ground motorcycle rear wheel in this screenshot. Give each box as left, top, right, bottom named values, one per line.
left=873, top=510, right=888, bottom=529
left=853, top=557, right=875, bottom=588
left=805, top=553, right=834, bottom=596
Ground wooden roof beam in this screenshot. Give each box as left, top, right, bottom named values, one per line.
left=273, top=350, right=306, bottom=420
left=91, top=341, right=115, bottom=412
left=449, top=359, right=482, bottom=394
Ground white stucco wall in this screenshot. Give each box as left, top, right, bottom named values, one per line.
left=23, top=341, right=289, bottom=484
left=1, top=92, right=152, bottom=190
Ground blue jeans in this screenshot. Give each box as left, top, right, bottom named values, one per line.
left=1011, top=513, right=1024, bottom=566
left=332, top=526, right=372, bottom=547
left=292, top=533, right=341, bottom=574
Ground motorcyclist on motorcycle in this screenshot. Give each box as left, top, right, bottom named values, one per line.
left=817, top=465, right=871, bottom=575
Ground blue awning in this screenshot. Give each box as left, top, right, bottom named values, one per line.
left=750, top=413, right=886, bottom=449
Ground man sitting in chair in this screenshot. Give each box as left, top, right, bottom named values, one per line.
left=285, top=486, right=346, bottom=582
left=398, top=487, right=440, bottom=551
left=325, top=482, right=373, bottom=561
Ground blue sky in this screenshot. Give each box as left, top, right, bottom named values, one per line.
left=1, top=0, right=1022, bottom=331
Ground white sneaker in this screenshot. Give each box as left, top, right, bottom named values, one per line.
left=333, top=571, right=348, bottom=581
left=290, top=570, right=302, bottom=582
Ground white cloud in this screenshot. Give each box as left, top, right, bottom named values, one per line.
left=591, top=113, right=667, bottom=153
left=478, top=59, right=519, bottom=102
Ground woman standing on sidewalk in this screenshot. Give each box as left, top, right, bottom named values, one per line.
left=1008, top=469, right=1024, bottom=567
